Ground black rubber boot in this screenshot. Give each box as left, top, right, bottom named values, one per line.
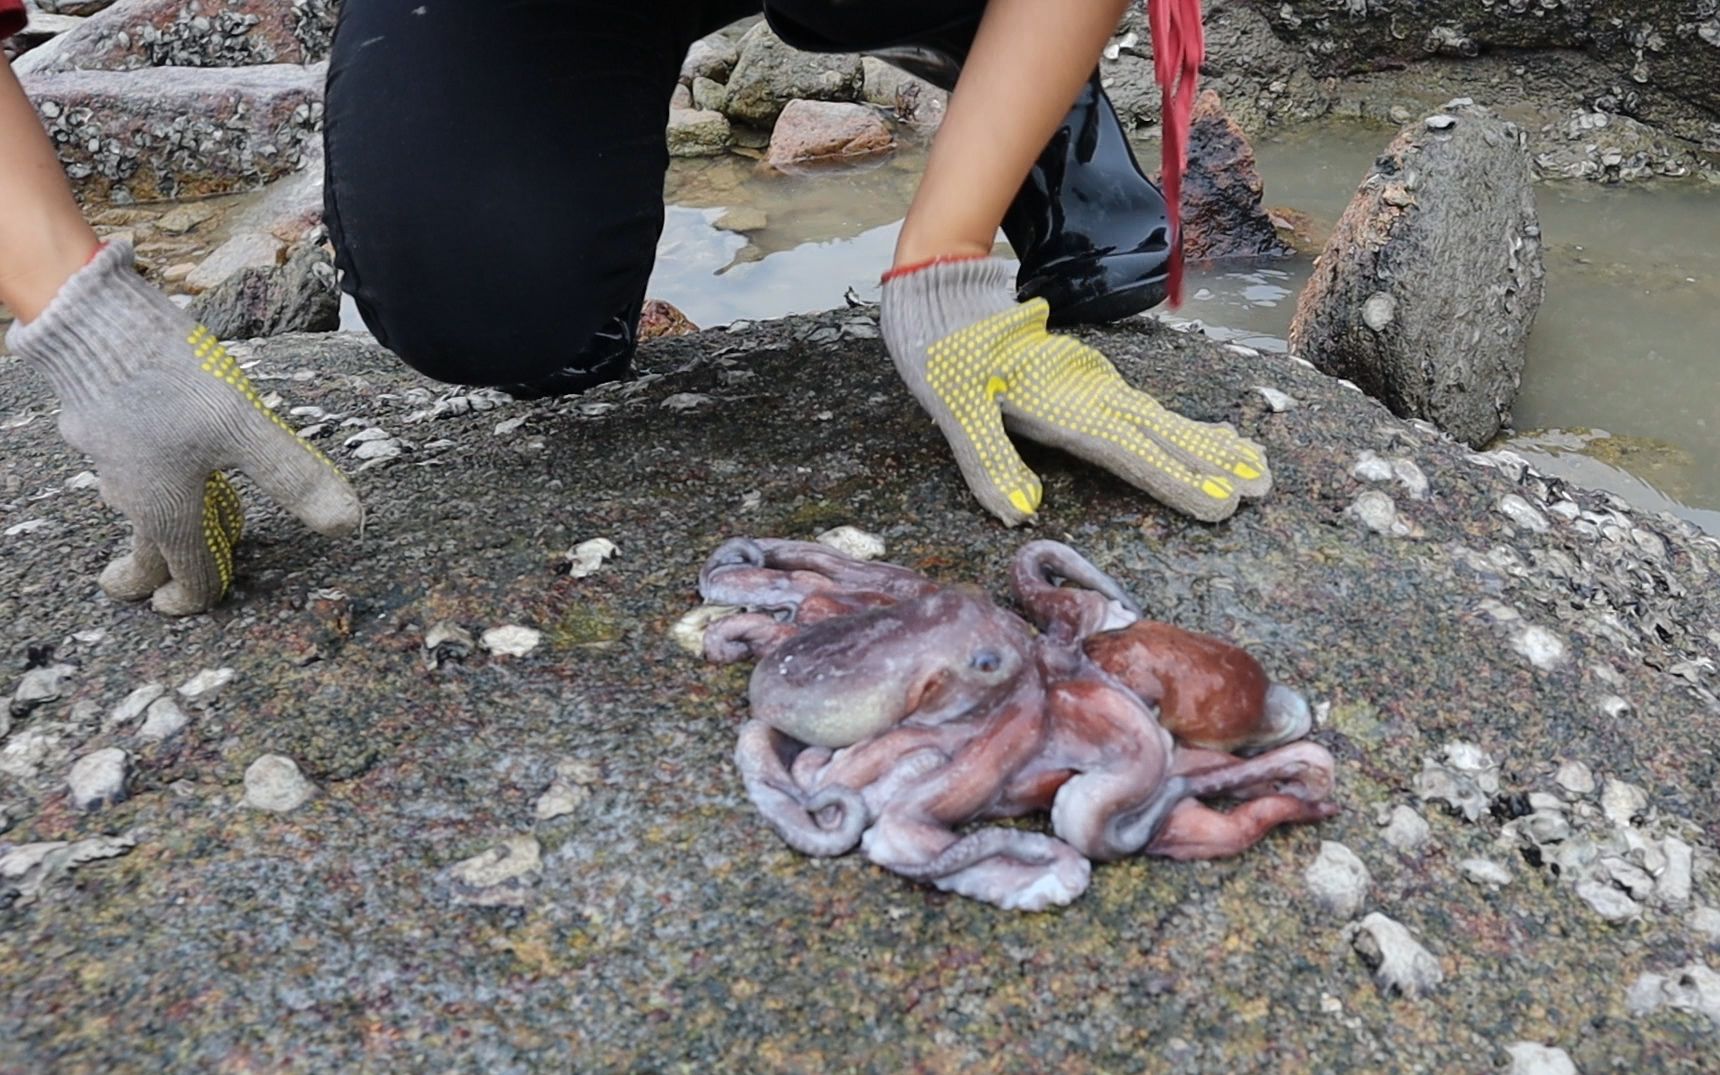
left=498, top=298, right=640, bottom=400
left=867, top=37, right=1175, bottom=326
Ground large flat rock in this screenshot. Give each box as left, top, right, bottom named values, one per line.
left=1, top=312, right=1717, bottom=1070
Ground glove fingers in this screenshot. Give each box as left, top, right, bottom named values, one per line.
left=1110, top=390, right=1273, bottom=496
left=100, top=472, right=239, bottom=615
left=98, top=532, right=171, bottom=601
left=906, top=368, right=1044, bottom=526
left=1005, top=409, right=1243, bottom=522
left=227, top=415, right=363, bottom=538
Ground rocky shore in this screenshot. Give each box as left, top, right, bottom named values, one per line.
left=4, top=309, right=1720, bottom=1071
left=3, top=2, right=1719, bottom=1071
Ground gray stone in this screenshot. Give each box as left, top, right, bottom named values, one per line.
left=177, top=667, right=235, bottom=701
left=107, top=682, right=165, bottom=727
left=1461, top=858, right=1512, bottom=887
left=10, top=663, right=75, bottom=718
left=1289, top=102, right=1542, bottom=448
left=1505, top=1042, right=1578, bottom=1075
left=186, top=238, right=338, bottom=339
left=859, top=55, right=947, bottom=132
left=243, top=754, right=313, bottom=812
left=1380, top=805, right=1430, bottom=853
left=185, top=232, right=282, bottom=292
left=1576, top=881, right=1641, bottom=923
left=67, top=747, right=128, bottom=811
left=690, top=75, right=726, bottom=113
left=1352, top=913, right=1443, bottom=998
left=1657, top=837, right=1693, bottom=906
left=1555, top=760, right=1596, bottom=797
left=1601, top=779, right=1649, bottom=826
left=722, top=22, right=862, bottom=127
left=666, top=108, right=732, bottom=158
left=1690, top=906, right=1720, bottom=941
left=1304, top=840, right=1370, bottom=919
left=680, top=33, right=738, bottom=84
left=136, top=697, right=188, bottom=742
left=1624, top=963, right=1720, bottom=1030
left=448, top=834, right=542, bottom=908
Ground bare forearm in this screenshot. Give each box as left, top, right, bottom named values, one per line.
left=894, top=0, right=1130, bottom=266
left=0, top=59, right=98, bottom=323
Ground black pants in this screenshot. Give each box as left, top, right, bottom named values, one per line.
left=322, top=0, right=982, bottom=388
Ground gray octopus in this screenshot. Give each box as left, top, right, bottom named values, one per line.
left=695, top=538, right=1336, bottom=911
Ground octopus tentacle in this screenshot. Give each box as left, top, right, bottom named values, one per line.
left=1010, top=540, right=1141, bottom=641
left=734, top=721, right=865, bottom=856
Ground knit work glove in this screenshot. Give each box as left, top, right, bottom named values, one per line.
left=880, top=256, right=1270, bottom=525
left=5, top=241, right=362, bottom=615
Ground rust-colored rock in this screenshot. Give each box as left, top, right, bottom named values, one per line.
left=766, top=99, right=894, bottom=172
left=1169, top=90, right=1293, bottom=261
left=638, top=299, right=698, bottom=341
left=24, top=63, right=322, bottom=202
left=14, top=0, right=336, bottom=74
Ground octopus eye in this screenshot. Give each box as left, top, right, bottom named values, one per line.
left=969, top=649, right=1002, bottom=673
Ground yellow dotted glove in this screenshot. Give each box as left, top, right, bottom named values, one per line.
left=6, top=242, right=362, bottom=615
left=881, top=257, right=1270, bottom=524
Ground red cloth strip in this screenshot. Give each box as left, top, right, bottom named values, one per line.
left=1148, top=0, right=1203, bottom=307
left=880, top=252, right=988, bottom=284
left=0, top=0, right=27, bottom=40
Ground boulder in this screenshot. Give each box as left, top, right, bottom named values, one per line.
left=690, top=75, right=726, bottom=113
left=1289, top=102, right=1544, bottom=448
left=33, top=0, right=117, bottom=14
left=766, top=99, right=894, bottom=170
left=860, top=55, right=948, bottom=133
left=186, top=237, right=338, bottom=340
left=24, top=62, right=324, bottom=202
left=666, top=108, right=732, bottom=158
left=1172, top=90, right=1293, bottom=260
left=679, top=32, right=738, bottom=84
left=722, top=21, right=862, bottom=127
left=15, top=0, right=337, bottom=74
left=184, top=230, right=281, bottom=291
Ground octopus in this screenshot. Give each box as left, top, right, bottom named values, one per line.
left=694, top=537, right=1338, bottom=911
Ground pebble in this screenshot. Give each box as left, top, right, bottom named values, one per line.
left=1524, top=810, right=1572, bottom=844
left=1352, top=913, right=1443, bottom=998
left=423, top=622, right=475, bottom=669
left=1511, top=625, right=1567, bottom=671
left=1626, top=963, right=1720, bottom=1029
left=1380, top=805, right=1431, bottom=853
left=1657, top=837, right=1693, bottom=905
left=1600, top=857, right=1655, bottom=900
left=1426, top=113, right=1457, bottom=130
left=1601, top=778, right=1648, bottom=826
left=661, top=393, right=714, bottom=413
left=481, top=625, right=542, bottom=658
left=65, top=471, right=100, bottom=491
left=1690, top=906, right=1720, bottom=941
left=243, top=754, right=314, bottom=813
left=1575, top=880, right=1641, bottom=923
left=1349, top=490, right=1400, bottom=535
left=669, top=604, right=741, bottom=657
left=1498, top=494, right=1550, bottom=533
left=1461, top=858, right=1513, bottom=887
left=137, top=697, right=189, bottom=742
left=1351, top=451, right=1395, bottom=483
left=534, top=759, right=599, bottom=821
left=1254, top=386, right=1297, bottom=412
left=1505, top=1042, right=1578, bottom=1075
left=177, top=667, right=235, bottom=701
left=816, top=525, right=886, bottom=561
left=10, top=663, right=75, bottom=717
left=108, top=682, right=166, bottom=727
left=1555, top=760, right=1596, bottom=797
left=1361, top=292, right=1396, bottom=331
left=1304, top=841, right=1371, bottom=919
left=449, top=834, right=543, bottom=907
left=565, top=538, right=619, bottom=579
left=67, top=747, right=128, bottom=811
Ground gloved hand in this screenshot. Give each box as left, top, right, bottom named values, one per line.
left=880, top=256, right=1270, bottom=525
left=5, top=241, right=363, bottom=615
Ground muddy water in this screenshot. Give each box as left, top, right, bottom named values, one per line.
left=648, top=124, right=1720, bottom=531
